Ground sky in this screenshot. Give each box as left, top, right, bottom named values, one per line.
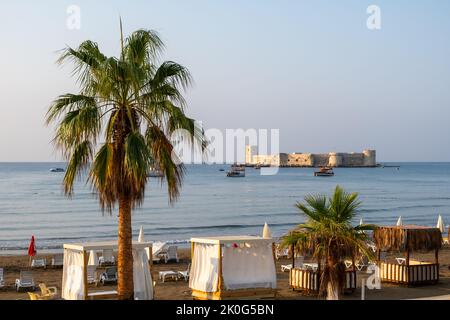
left=0, top=0, right=449, bottom=162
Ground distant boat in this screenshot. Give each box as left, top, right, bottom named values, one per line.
left=227, top=164, right=245, bottom=177
left=314, top=167, right=334, bottom=177
left=147, top=167, right=164, bottom=178
left=50, top=168, right=65, bottom=172
left=219, top=168, right=225, bottom=172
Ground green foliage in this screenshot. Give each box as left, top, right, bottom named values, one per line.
left=282, top=185, right=377, bottom=298
left=46, top=27, right=205, bottom=212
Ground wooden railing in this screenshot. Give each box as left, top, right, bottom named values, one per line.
left=290, top=268, right=356, bottom=293
left=379, top=262, right=439, bottom=285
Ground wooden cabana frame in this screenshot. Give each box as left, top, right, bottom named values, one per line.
left=190, top=236, right=277, bottom=300
left=373, top=226, right=442, bottom=286
left=63, top=240, right=153, bottom=300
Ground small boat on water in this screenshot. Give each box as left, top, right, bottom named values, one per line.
left=219, top=168, right=225, bottom=172
left=147, top=166, right=164, bottom=178
left=50, top=168, right=65, bottom=172
left=314, top=167, right=334, bottom=177
left=227, top=164, right=245, bottom=177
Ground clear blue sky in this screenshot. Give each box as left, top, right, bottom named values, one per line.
left=0, top=0, right=449, bottom=162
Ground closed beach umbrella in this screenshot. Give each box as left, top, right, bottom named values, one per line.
left=27, top=235, right=36, bottom=266
left=396, top=216, right=403, bottom=226
left=437, top=215, right=445, bottom=233
left=359, top=218, right=364, bottom=226
left=28, top=235, right=36, bottom=257
left=262, top=222, right=272, bottom=239
left=138, top=226, right=145, bottom=242
left=88, top=250, right=97, bottom=266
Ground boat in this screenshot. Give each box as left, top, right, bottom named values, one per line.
left=314, top=167, right=334, bottom=177
left=50, top=168, right=65, bottom=172
left=226, top=164, right=245, bottom=177
left=219, top=168, right=225, bottom=172
left=147, top=166, right=164, bottom=178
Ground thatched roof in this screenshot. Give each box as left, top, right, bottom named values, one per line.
left=373, top=225, right=442, bottom=252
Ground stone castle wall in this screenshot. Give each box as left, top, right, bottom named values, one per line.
left=247, top=147, right=376, bottom=167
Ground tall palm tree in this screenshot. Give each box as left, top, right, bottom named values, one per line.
left=282, top=186, right=375, bottom=300
left=46, top=24, right=204, bottom=300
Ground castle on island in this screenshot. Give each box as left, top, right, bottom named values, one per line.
left=245, top=146, right=376, bottom=168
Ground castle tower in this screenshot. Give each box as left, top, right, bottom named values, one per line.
left=328, top=152, right=343, bottom=167
left=363, top=150, right=376, bottom=167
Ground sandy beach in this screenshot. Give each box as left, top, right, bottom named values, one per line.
left=1, top=247, right=450, bottom=300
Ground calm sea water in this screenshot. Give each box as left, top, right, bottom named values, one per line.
left=0, top=162, right=449, bottom=254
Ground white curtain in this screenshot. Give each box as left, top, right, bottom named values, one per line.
left=189, top=243, right=219, bottom=292
left=61, top=249, right=85, bottom=300
left=132, top=248, right=153, bottom=300
left=222, top=242, right=277, bottom=290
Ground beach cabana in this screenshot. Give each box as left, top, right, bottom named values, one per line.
left=373, top=226, right=442, bottom=286
left=189, top=236, right=277, bottom=300
left=61, top=241, right=153, bottom=300
left=289, top=247, right=357, bottom=294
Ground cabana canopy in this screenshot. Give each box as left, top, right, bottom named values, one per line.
left=373, top=226, right=442, bottom=252
left=189, top=236, right=277, bottom=299
left=62, top=240, right=153, bottom=300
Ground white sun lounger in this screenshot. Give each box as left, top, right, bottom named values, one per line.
left=98, top=249, right=115, bottom=265
left=31, top=259, right=46, bottom=268
left=281, top=256, right=304, bottom=272
left=0, top=268, right=4, bottom=288
left=51, top=254, right=63, bottom=268
left=162, top=246, right=179, bottom=263
left=87, top=266, right=97, bottom=285
left=15, top=271, right=35, bottom=292
left=178, top=264, right=191, bottom=282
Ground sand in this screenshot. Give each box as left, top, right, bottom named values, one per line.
left=1, top=247, right=450, bottom=300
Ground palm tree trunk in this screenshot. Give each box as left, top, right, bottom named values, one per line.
left=118, top=195, right=134, bottom=300
left=326, top=255, right=341, bottom=300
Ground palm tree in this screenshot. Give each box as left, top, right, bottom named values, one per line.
left=282, top=186, right=375, bottom=300
left=46, top=23, right=204, bottom=300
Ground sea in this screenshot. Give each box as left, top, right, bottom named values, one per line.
left=0, top=162, right=449, bottom=255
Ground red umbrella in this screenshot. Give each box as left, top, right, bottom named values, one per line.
left=28, top=235, right=36, bottom=257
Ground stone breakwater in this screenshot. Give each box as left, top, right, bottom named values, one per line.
left=245, top=146, right=376, bottom=168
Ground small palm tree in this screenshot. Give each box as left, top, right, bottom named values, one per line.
left=46, top=23, right=204, bottom=299
left=282, top=185, right=375, bottom=300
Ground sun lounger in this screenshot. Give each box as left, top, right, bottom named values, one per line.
left=38, top=283, right=57, bottom=299
left=158, top=270, right=179, bottom=282
left=15, top=271, right=35, bottom=292
left=51, top=254, right=63, bottom=268
left=31, top=259, right=46, bottom=268
left=87, top=266, right=97, bottom=285
left=396, top=257, right=406, bottom=265
left=0, top=268, right=4, bottom=288
left=275, top=245, right=289, bottom=260
left=100, top=266, right=117, bottom=285
left=281, top=256, right=304, bottom=272
left=178, top=264, right=190, bottom=282
left=98, top=249, right=115, bottom=266
left=161, top=245, right=179, bottom=263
